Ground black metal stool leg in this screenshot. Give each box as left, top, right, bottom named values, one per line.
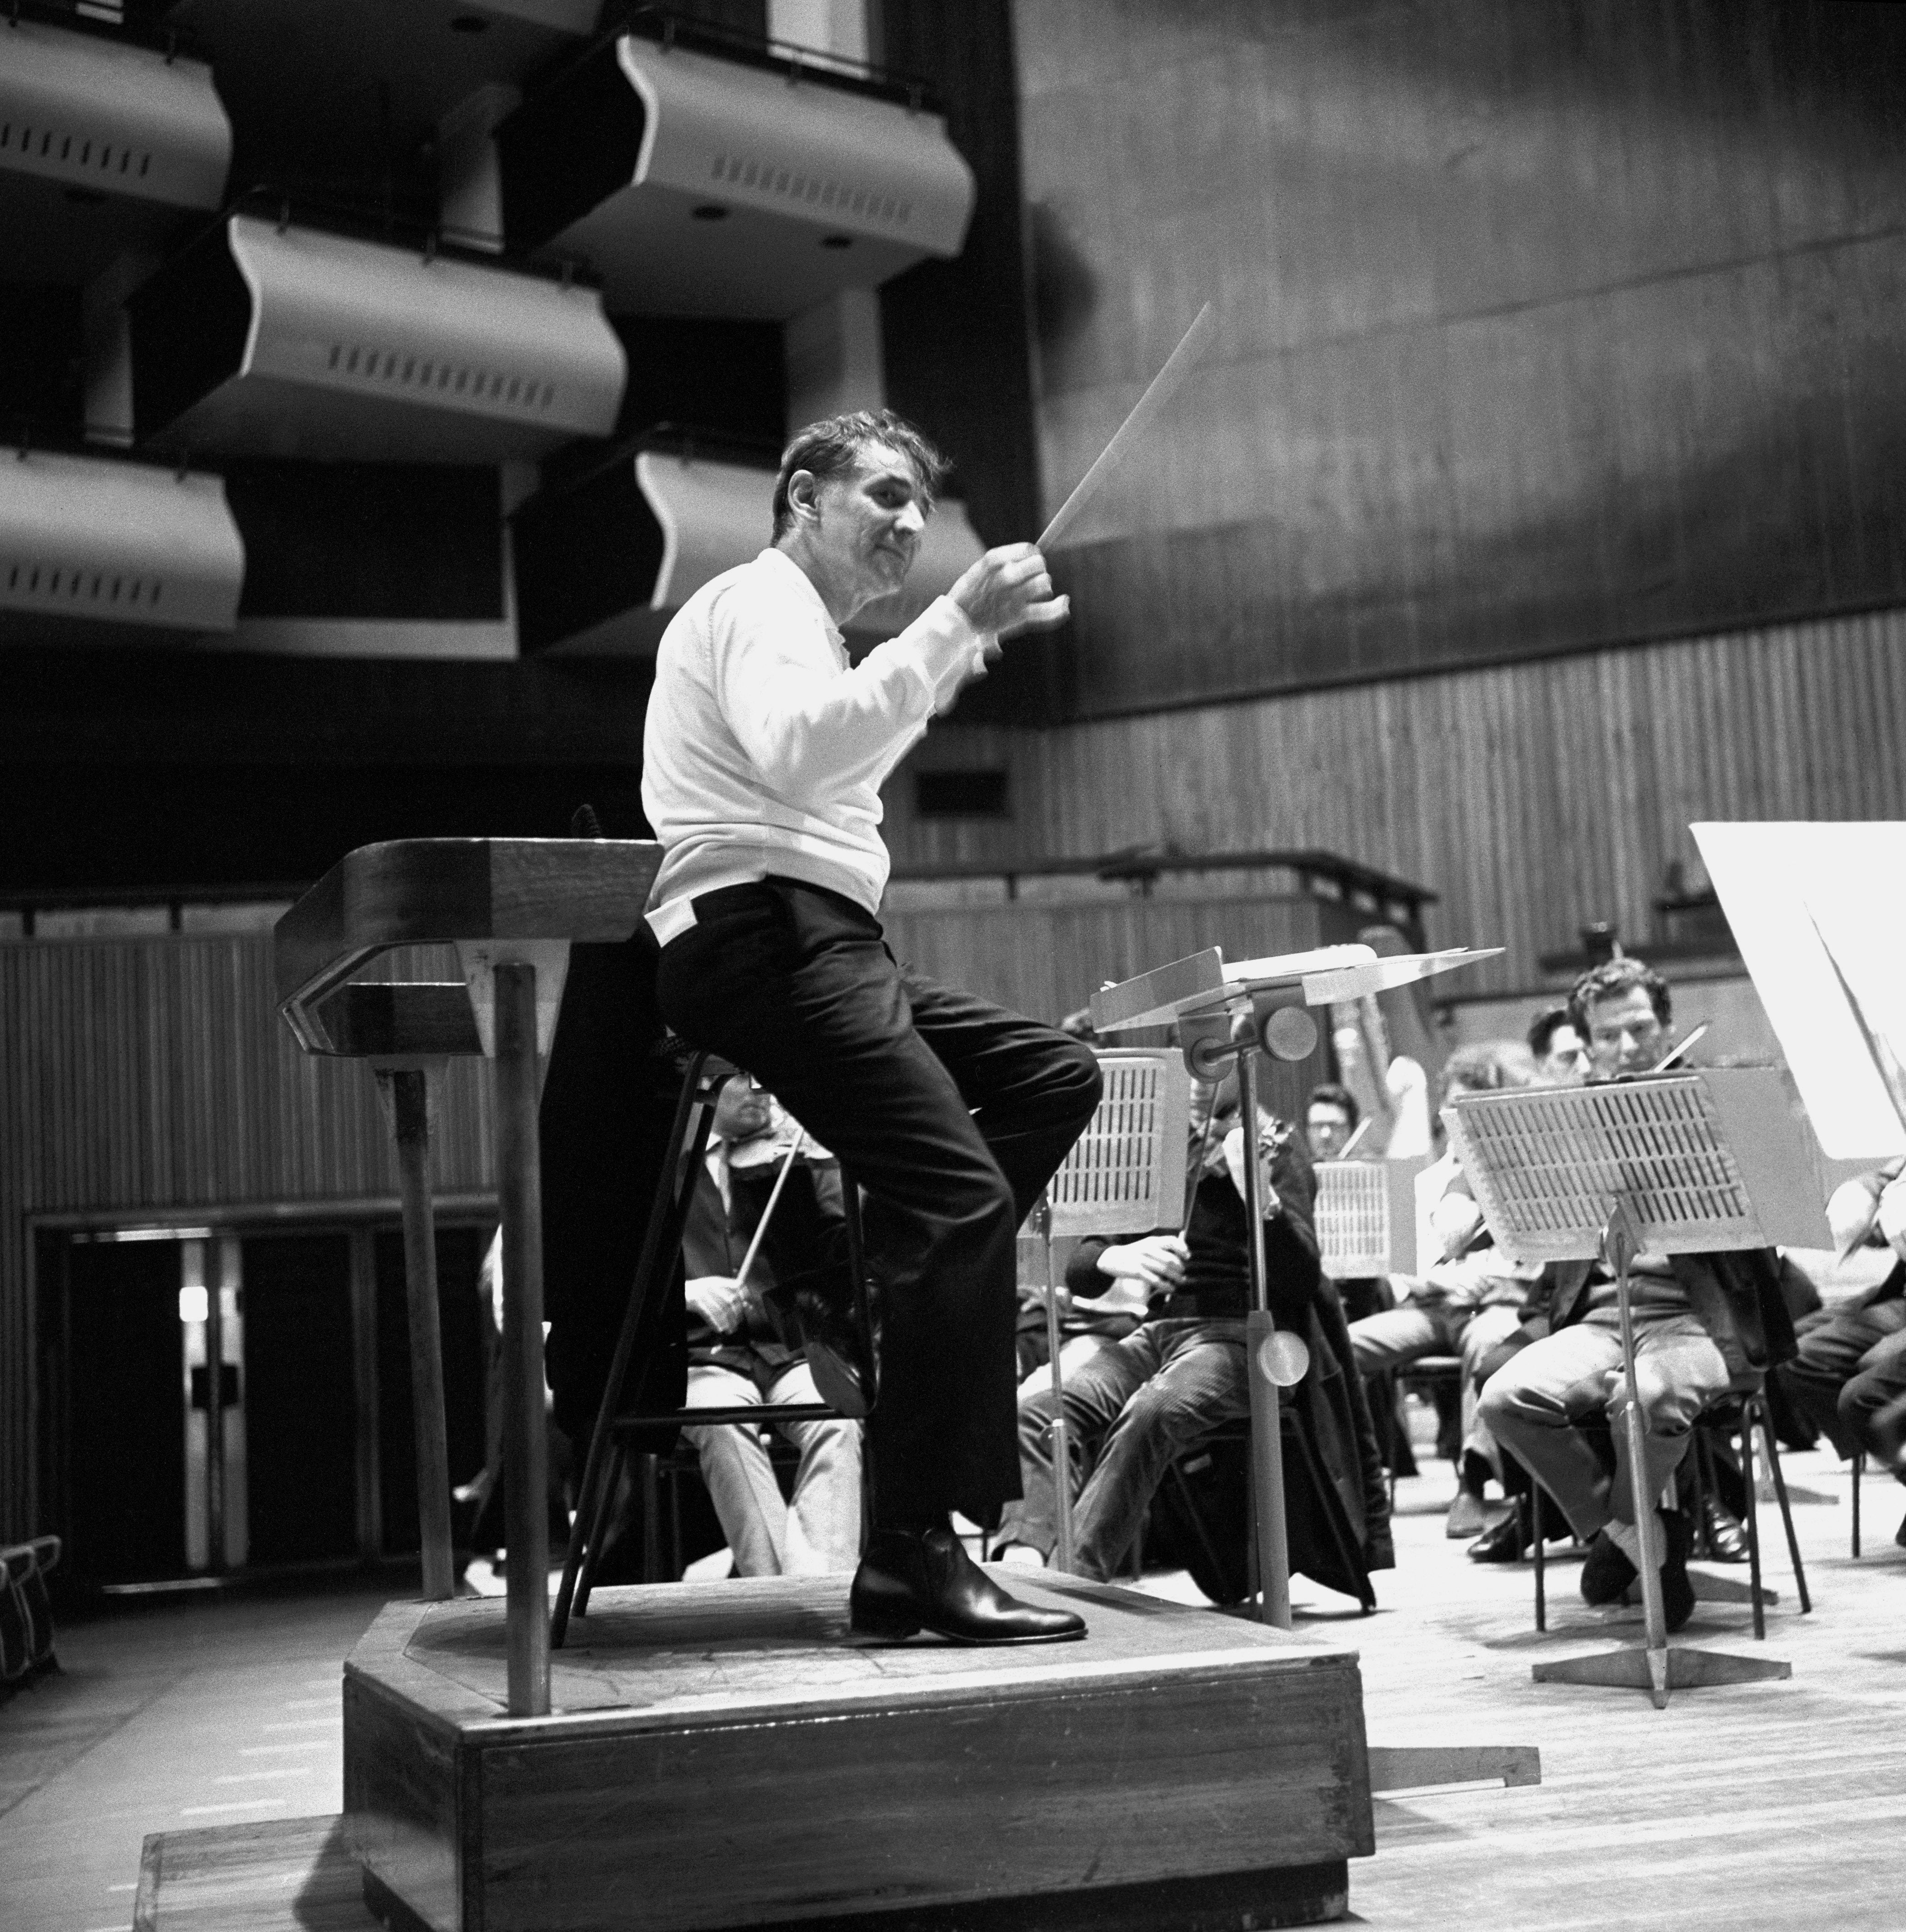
left=554, top=1052, right=728, bottom=1645
left=1852, top=1449, right=1864, bottom=1558
left=573, top=1438, right=626, bottom=1620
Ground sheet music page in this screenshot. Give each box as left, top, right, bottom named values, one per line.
left=1692, top=822, right=1906, bottom=1160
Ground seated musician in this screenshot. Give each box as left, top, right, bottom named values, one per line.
left=680, top=1078, right=861, bottom=1575
left=1344, top=1043, right=1539, bottom=1537
left=1477, top=957, right=1797, bottom=1627
left=1776, top=1160, right=1906, bottom=1548
left=994, top=1077, right=1393, bottom=1595
left=1304, top=1082, right=1360, bottom=1163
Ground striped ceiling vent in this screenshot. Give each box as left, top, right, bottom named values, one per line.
left=126, top=215, right=627, bottom=462
left=495, top=35, right=974, bottom=319
left=0, top=448, right=244, bottom=634
left=0, top=16, right=229, bottom=209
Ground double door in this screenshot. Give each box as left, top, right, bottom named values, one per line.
left=44, top=1219, right=490, bottom=1588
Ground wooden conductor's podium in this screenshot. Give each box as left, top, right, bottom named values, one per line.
left=269, top=841, right=1377, bottom=1932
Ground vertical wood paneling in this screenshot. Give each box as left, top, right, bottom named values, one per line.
left=0, top=936, right=494, bottom=1542
left=887, top=606, right=1906, bottom=1003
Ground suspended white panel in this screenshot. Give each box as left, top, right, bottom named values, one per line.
left=0, top=447, right=243, bottom=634
left=131, top=214, right=627, bottom=461
left=0, top=20, right=228, bottom=206
left=499, top=37, right=974, bottom=317
left=0, top=20, right=230, bottom=280
left=639, top=452, right=772, bottom=608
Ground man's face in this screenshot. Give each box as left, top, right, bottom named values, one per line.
left=712, top=1080, right=772, bottom=1143
left=1584, top=986, right=1665, bottom=1078
left=1306, top=1102, right=1354, bottom=1162
left=801, top=441, right=928, bottom=609
left=1538, top=1023, right=1590, bottom=1086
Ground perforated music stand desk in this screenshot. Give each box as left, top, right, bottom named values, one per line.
left=1445, top=1069, right=1820, bottom=1708
left=1092, top=942, right=1498, bottom=1627
left=1028, top=1049, right=1190, bottom=1574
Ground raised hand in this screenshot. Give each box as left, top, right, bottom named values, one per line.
left=950, top=542, right=1070, bottom=639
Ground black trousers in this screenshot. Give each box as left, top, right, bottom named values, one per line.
left=654, top=878, right=1103, bottom=1528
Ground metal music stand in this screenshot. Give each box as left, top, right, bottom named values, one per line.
left=1315, top=1158, right=1427, bottom=1280
left=1029, top=1049, right=1190, bottom=1573
left=1445, top=1069, right=1821, bottom=1708
left=1092, top=941, right=1497, bottom=1626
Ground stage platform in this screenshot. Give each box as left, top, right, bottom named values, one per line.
left=341, top=1571, right=1373, bottom=1932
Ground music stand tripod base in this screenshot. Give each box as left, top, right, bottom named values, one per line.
left=1534, top=1645, right=1790, bottom=1708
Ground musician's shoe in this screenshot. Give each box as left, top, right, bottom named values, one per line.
left=766, top=1273, right=876, bottom=1420
left=1894, top=1508, right=1906, bottom=1551
left=849, top=1528, right=1086, bottom=1646
left=1466, top=1500, right=1529, bottom=1562
left=1698, top=1493, right=1750, bottom=1563
left=1660, top=1509, right=1696, bottom=1633
left=1579, top=1526, right=1637, bottom=1605
left=1445, top=1489, right=1490, bottom=1539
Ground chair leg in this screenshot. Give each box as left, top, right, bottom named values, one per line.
left=1757, top=1401, right=1811, bottom=1615
left=1739, top=1402, right=1765, bottom=1641
left=1852, top=1448, right=1864, bottom=1558
left=641, top=1450, right=661, bottom=1584
left=1689, top=1426, right=1714, bottom=1559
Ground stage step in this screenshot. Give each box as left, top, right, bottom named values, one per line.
left=134, top=1814, right=375, bottom=1931
left=345, top=1571, right=1375, bottom=1931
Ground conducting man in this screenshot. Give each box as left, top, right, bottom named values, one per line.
left=642, top=409, right=1101, bottom=1646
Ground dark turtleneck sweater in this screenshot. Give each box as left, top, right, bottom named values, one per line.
left=1066, top=1122, right=1320, bottom=1328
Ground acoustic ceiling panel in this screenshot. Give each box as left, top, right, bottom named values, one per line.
left=513, top=447, right=983, bottom=655
left=0, top=18, right=230, bottom=280
left=0, top=447, right=244, bottom=635
left=129, top=213, right=627, bottom=460
left=497, top=36, right=974, bottom=318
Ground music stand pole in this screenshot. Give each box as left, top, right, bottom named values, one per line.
left=1605, top=1200, right=1671, bottom=1704
left=1238, top=1041, right=1293, bottom=1629
left=1035, top=1192, right=1076, bottom=1575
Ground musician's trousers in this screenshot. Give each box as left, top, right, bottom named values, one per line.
left=655, top=878, right=1102, bottom=1530
left=683, top=1361, right=861, bottom=1574
left=999, top=1318, right=1251, bottom=1581
left=1479, top=1314, right=1739, bottom=1538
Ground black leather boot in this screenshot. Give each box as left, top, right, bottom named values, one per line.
left=850, top=1528, right=1087, bottom=1646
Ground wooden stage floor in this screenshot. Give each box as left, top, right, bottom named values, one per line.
left=25, top=1446, right=1904, bottom=1932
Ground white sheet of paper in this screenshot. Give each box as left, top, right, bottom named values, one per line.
left=1691, top=821, right=1906, bottom=1160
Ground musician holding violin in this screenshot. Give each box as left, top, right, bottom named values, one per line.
left=641, top=408, right=1103, bottom=1646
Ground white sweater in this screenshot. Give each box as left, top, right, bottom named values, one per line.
left=641, top=548, right=989, bottom=935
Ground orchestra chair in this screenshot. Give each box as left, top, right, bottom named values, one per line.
left=1527, top=1384, right=1808, bottom=1640
left=1026, top=1047, right=1189, bottom=1574
left=552, top=1047, right=870, bottom=1642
